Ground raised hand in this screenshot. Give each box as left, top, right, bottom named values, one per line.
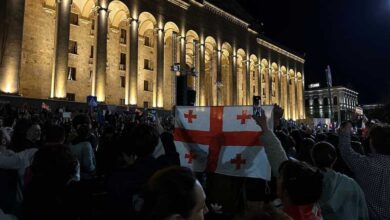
left=273, top=104, right=284, bottom=120
left=252, top=109, right=269, bottom=132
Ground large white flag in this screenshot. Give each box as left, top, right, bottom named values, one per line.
left=174, top=106, right=273, bottom=180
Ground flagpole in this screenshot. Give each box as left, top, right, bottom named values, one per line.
left=325, top=65, right=334, bottom=132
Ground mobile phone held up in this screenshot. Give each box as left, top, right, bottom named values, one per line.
left=253, top=96, right=262, bottom=117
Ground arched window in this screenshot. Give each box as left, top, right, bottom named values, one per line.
left=305, top=99, right=310, bottom=107
left=323, top=98, right=329, bottom=106
left=333, top=96, right=338, bottom=105
left=313, top=98, right=319, bottom=107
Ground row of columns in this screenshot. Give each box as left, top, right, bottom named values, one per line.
left=0, top=0, right=304, bottom=119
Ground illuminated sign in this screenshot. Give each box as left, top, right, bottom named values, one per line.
left=308, top=83, right=320, bottom=89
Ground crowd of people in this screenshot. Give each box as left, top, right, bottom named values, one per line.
left=0, top=102, right=389, bottom=220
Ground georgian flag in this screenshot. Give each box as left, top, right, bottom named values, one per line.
left=174, top=106, right=273, bottom=180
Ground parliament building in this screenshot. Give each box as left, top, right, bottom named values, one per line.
left=0, top=0, right=306, bottom=120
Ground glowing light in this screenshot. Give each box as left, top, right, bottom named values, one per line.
left=4, top=83, right=12, bottom=93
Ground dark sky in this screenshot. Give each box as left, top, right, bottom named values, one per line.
left=233, top=0, right=390, bottom=104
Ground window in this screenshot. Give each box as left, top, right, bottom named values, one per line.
left=90, top=46, right=94, bottom=58
left=89, top=70, right=93, bottom=82
left=144, top=59, right=153, bottom=70
left=323, top=98, right=329, bottom=106
left=253, top=86, right=255, bottom=93
left=143, top=101, right=149, bottom=108
left=90, top=19, right=95, bottom=35
left=120, top=53, right=126, bottom=70
left=144, top=36, right=152, bottom=47
left=67, top=67, right=76, bottom=81
left=262, top=88, right=265, bottom=96
left=252, top=71, right=255, bottom=78
left=120, top=99, right=125, bottom=106
left=305, top=99, right=310, bottom=107
left=66, top=93, right=75, bottom=101
left=144, top=80, right=149, bottom=91
left=120, top=29, right=127, bottom=44
left=120, top=76, right=126, bottom=88
left=70, top=13, right=79, bottom=25
left=313, top=98, right=319, bottom=107
left=262, top=76, right=265, bottom=83
left=69, top=40, right=77, bottom=54
left=333, top=97, right=338, bottom=105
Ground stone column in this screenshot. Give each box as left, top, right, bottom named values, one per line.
left=156, top=28, right=164, bottom=108
left=257, top=62, right=261, bottom=100
left=231, top=55, right=237, bottom=105
left=51, top=0, right=72, bottom=99
left=216, top=49, right=222, bottom=106
left=125, top=19, right=130, bottom=105
left=278, top=67, right=282, bottom=106
left=245, top=59, right=251, bottom=105
left=171, top=32, right=178, bottom=106
left=0, top=0, right=25, bottom=94
left=93, top=2, right=109, bottom=102
left=128, top=18, right=139, bottom=106
left=199, top=43, right=206, bottom=106
left=177, top=36, right=187, bottom=105
left=270, top=66, right=273, bottom=105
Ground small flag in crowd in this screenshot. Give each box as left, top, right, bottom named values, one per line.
left=174, top=106, right=273, bottom=180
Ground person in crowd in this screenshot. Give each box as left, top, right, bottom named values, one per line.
left=107, top=123, right=179, bottom=219
left=95, top=123, right=118, bottom=177
left=338, top=122, right=390, bottom=219
left=141, top=166, right=209, bottom=220
left=69, top=114, right=96, bottom=180
left=297, top=138, right=315, bottom=165
left=157, top=115, right=180, bottom=166
left=10, top=118, right=41, bottom=152
left=290, top=129, right=303, bottom=154
left=311, top=141, right=368, bottom=220
left=0, top=208, right=17, bottom=220
left=44, top=124, right=66, bottom=145
left=275, top=131, right=297, bottom=157
left=315, top=133, right=328, bottom=143
left=242, top=202, right=293, bottom=220
left=0, top=125, right=38, bottom=218
left=22, top=144, right=80, bottom=220
left=350, top=140, right=365, bottom=155
left=253, top=105, right=323, bottom=220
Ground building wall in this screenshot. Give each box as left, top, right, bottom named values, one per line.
left=106, top=24, right=127, bottom=105
left=20, top=0, right=55, bottom=98
left=3, top=0, right=306, bottom=119
left=67, top=6, right=94, bottom=102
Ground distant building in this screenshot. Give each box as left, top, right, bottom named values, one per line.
left=305, top=86, right=359, bottom=124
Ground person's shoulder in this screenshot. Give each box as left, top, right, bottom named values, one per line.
left=334, top=170, right=362, bottom=188
left=72, top=141, right=92, bottom=148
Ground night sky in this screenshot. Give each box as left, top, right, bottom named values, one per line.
left=224, top=0, right=390, bottom=104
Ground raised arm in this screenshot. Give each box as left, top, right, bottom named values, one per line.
left=253, top=105, right=288, bottom=177
left=338, top=122, right=370, bottom=174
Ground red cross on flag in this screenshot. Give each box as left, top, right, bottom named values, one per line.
left=174, top=106, right=273, bottom=180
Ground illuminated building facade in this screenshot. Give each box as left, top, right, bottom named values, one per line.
left=305, top=86, right=359, bottom=122
left=0, top=0, right=306, bottom=119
